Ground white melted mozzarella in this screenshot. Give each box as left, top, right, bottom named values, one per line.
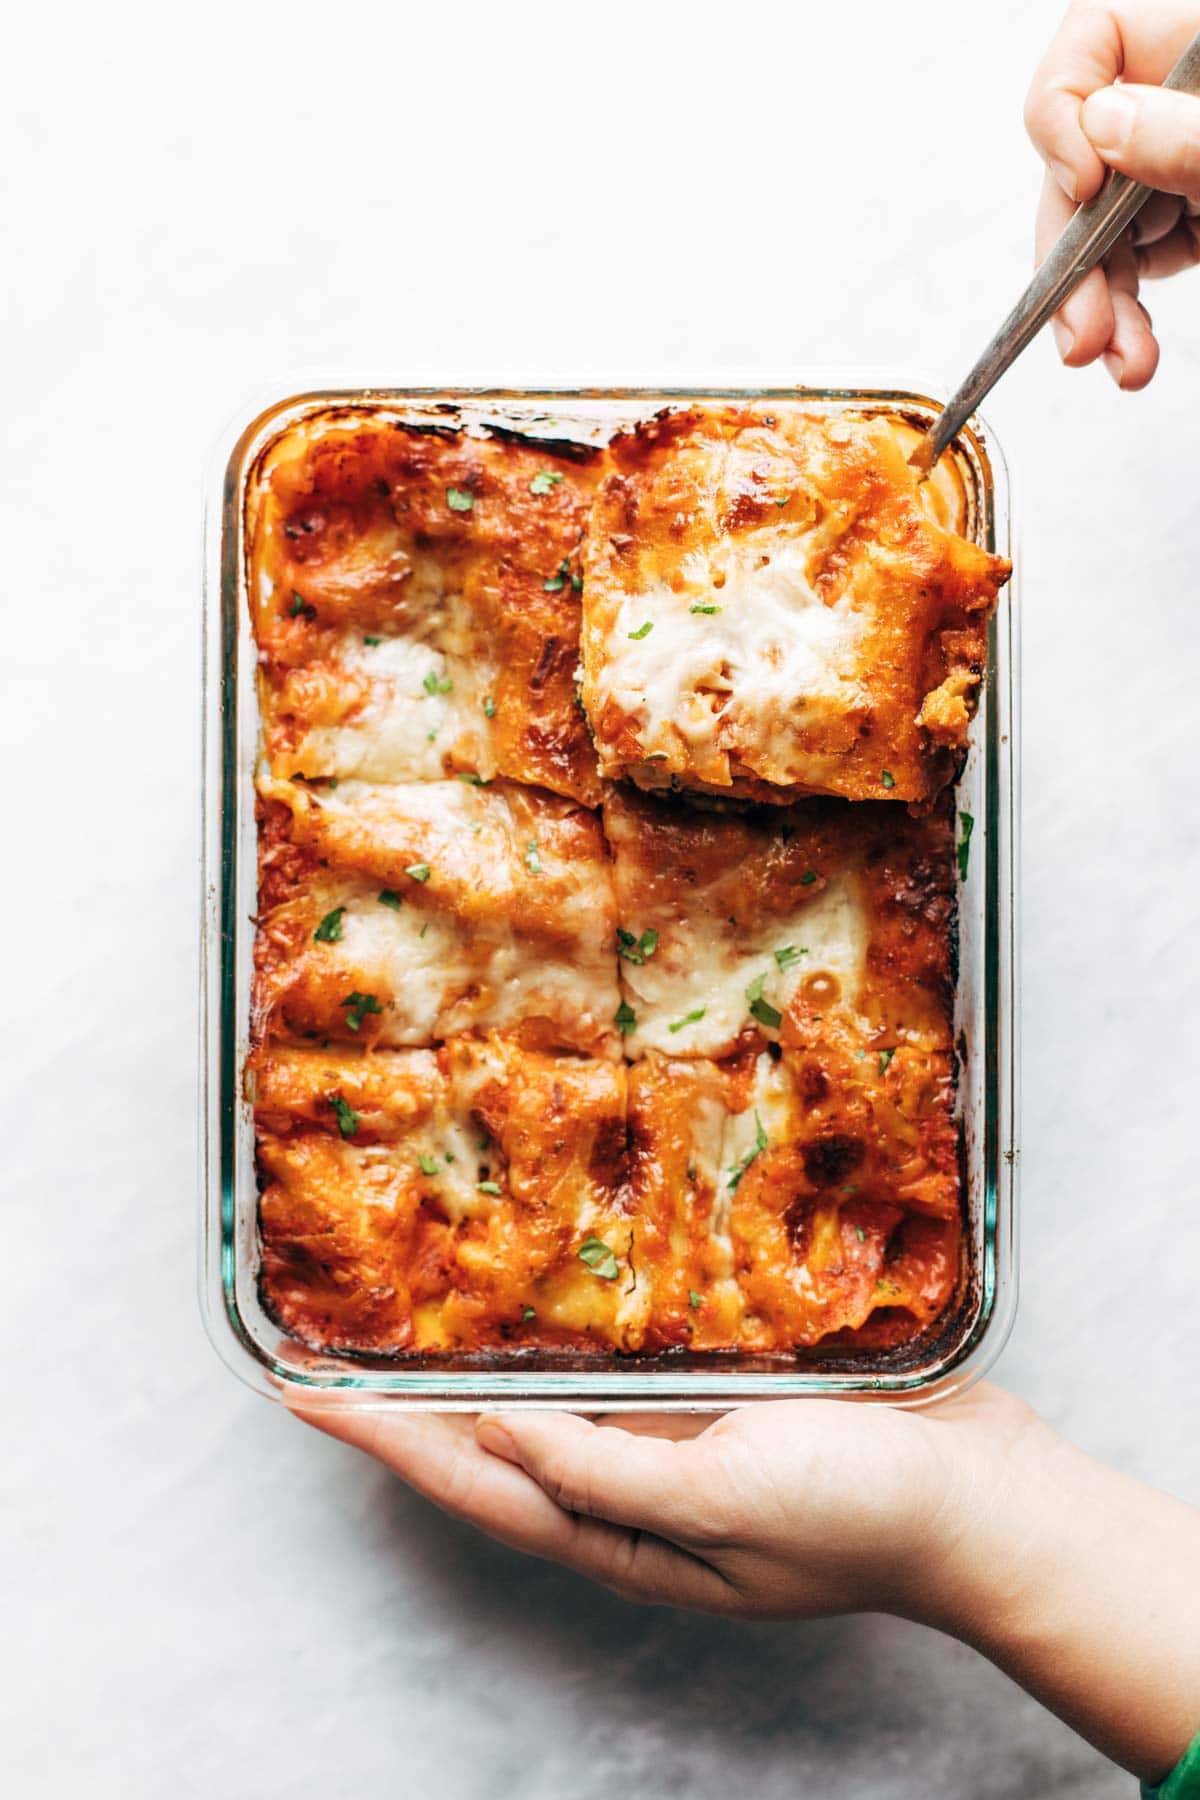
left=593, top=532, right=869, bottom=759
left=622, top=873, right=867, bottom=1058
left=296, top=632, right=494, bottom=782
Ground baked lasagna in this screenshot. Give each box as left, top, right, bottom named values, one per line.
left=580, top=407, right=1010, bottom=804
left=246, top=403, right=1001, bottom=1360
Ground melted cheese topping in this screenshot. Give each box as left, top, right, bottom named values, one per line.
left=247, top=409, right=968, bottom=1362
left=249, top=415, right=603, bottom=804
left=254, top=775, right=620, bottom=1057
left=580, top=405, right=1010, bottom=804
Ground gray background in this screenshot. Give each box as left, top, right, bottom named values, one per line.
left=5, top=1, right=1197, bottom=1794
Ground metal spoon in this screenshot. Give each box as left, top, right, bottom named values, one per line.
left=910, top=30, right=1200, bottom=474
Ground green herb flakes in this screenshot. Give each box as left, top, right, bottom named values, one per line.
left=417, top=1153, right=440, bottom=1177
left=423, top=670, right=453, bottom=696
left=668, top=1007, right=706, bottom=1034
left=331, top=1095, right=359, bottom=1138
left=878, top=1047, right=895, bottom=1075
left=957, top=811, right=975, bottom=881
left=313, top=906, right=345, bottom=944
left=801, top=870, right=817, bottom=886
left=524, top=841, right=542, bottom=874
left=378, top=889, right=403, bottom=910
left=881, top=769, right=896, bottom=789
left=688, top=1290, right=703, bottom=1310
left=477, top=1180, right=503, bottom=1196
left=341, top=991, right=382, bottom=1033
left=690, top=602, right=722, bottom=614
left=363, top=635, right=383, bottom=646
left=482, top=695, right=497, bottom=718
left=521, top=1305, right=536, bottom=1321
left=745, top=971, right=783, bottom=1030
left=727, top=1111, right=769, bottom=1191
left=530, top=470, right=564, bottom=495
left=446, top=487, right=474, bottom=512
left=405, top=862, right=431, bottom=883
left=614, top=999, right=637, bottom=1036
left=616, top=926, right=659, bottom=966
left=628, top=620, right=653, bottom=640
left=774, top=944, right=805, bottom=971
left=578, top=1236, right=620, bottom=1281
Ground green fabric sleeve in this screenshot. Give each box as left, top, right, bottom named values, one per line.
left=1142, top=1729, right=1200, bottom=1799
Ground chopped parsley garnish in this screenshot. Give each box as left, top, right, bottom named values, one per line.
left=855, top=1225, right=866, bottom=1243
left=378, top=889, right=403, bottom=909
left=446, top=487, right=474, bottom=512
left=668, top=1007, right=706, bottom=1033
left=418, top=922, right=430, bottom=938
left=417, top=1153, right=440, bottom=1177
left=405, top=862, right=431, bottom=883
left=363, top=635, right=383, bottom=646
left=482, top=695, right=497, bottom=718
left=529, top=470, right=564, bottom=495
left=521, top=1305, right=536, bottom=1321
left=313, top=906, right=346, bottom=944
left=614, top=999, right=637, bottom=1035
left=616, top=926, right=659, bottom=966
left=578, top=1236, right=620, bottom=1281
left=627, top=620, right=654, bottom=640
left=287, top=591, right=316, bottom=619
left=727, top=1111, right=768, bottom=1191
left=457, top=771, right=486, bottom=785
left=477, top=1179, right=503, bottom=1195
left=688, top=1290, right=703, bottom=1310
left=801, top=870, right=817, bottom=886
left=341, top=991, right=382, bottom=1032
left=524, top=840, right=542, bottom=874
left=881, top=769, right=896, bottom=789
left=745, top=971, right=783, bottom=1030
left=423, top=670, right=453, bottom=696
left=774, top=495, right=790, bottom=507
left=543, top=573, right=565, bottom=593
left=878, top=1047, right=896, bottom=1075
left=571, top=573, right=583, bottom=592
left=689, top=602, right=722, bottom=614
left=774, top=944, right=805, bottom=971
left=330, top=1095, right=359, bottom=1138
left=957, top=810, right=975, bottom=881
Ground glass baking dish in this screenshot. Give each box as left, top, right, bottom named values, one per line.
left=200, top=377, right=1019, bottom=1412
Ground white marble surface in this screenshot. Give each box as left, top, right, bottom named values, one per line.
left=6, top=1, right=1198, bottom=1793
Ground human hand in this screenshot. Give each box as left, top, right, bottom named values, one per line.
left=291, top=1382, right=1200, bottom=1781
left=289, top=1382, right=1040, bottom=1622
left=1024, top=2, right=1200, bottom=388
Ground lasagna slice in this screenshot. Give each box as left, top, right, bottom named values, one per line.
left=604, top=787, right=955, bottom=1064
left=628, top=1051, right=960, bottom=1353
left=253, top=1039, right=643, bottom=1354
left=255, top=775, right=620, bottom=1058
left=580, top=406, right=1010, bottom=804
left=249, top=416, right=602, bottom=805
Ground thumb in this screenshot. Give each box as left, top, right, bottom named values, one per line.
left=1081, top=84, right=1200, bottom=202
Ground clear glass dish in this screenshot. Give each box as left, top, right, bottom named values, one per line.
left=200, top=377, right=1019, bottom=1411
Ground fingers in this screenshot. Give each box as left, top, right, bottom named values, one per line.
left=1081, top=83, right=1200, bottom=202
left=1136, top=208, right=1200, bottom=278
left=1024, top=3, right=1122, bottom=200
left=288, top=1400, right=736, bottom=1609
left=1102, top=237, right=1159, bottom=390
left=476, top=1410, right=725, bottom=1544
left=1037, top=170, right=1114, bottom=364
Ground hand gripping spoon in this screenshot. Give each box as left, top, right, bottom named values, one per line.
left=910, top=31, right=1200, bottom=475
